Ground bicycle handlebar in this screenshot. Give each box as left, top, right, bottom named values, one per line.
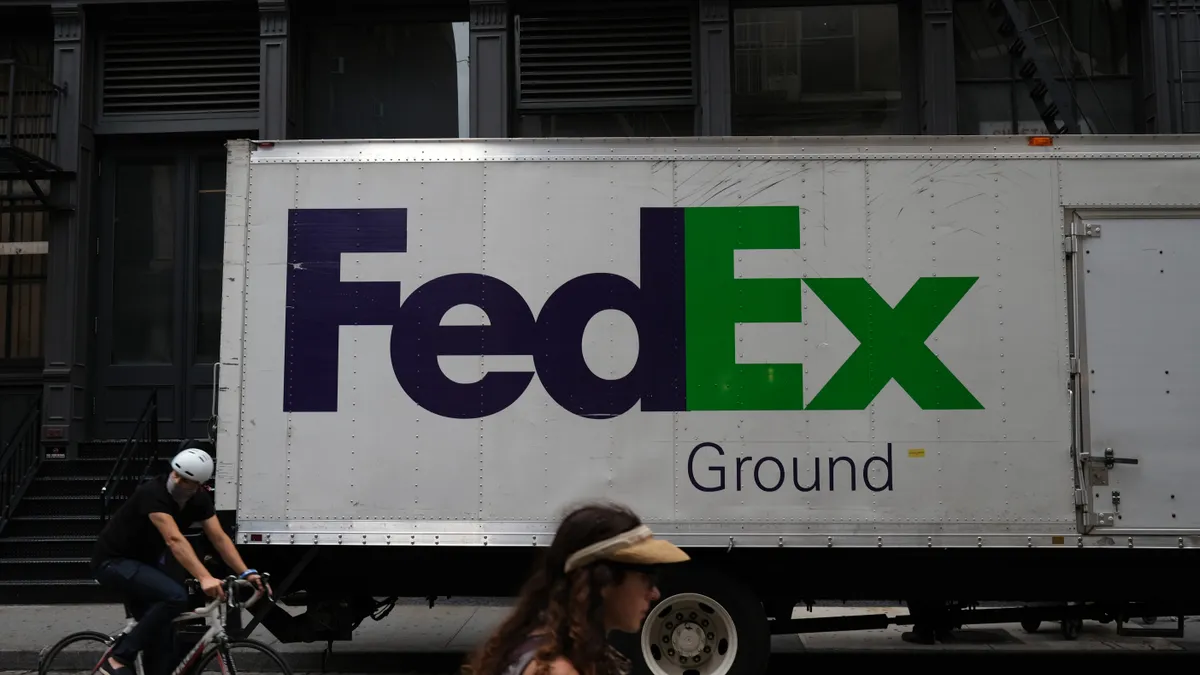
left=187, top=572, right=272, bottom=617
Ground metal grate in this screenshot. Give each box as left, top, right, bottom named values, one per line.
left=0, top=201, right=46, bottom=361
left=0, top=38, right=52, bottom=363
left=1164, top=0, right=1200, bottom=133
left=101, top=14, right=260, bottom=116
left=515, top=0, right=695, bottom=109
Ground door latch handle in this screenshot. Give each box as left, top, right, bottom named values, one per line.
left=1081, top=447, right=1139, bottom=469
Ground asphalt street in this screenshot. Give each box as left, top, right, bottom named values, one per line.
left=4, top=651, right=1199, bottom=675
left=3, top=600, right=1199, bottom=674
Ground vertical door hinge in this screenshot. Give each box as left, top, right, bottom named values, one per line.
left=1063, top=234, right=1077, bottom=254
left=1065, top=220, right=1101, bottom=254
left=1074, top=488, right=1085, bottom=507
left=1068, top=357, right=1080, bottom=375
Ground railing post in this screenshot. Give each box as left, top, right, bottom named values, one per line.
left=0, top=394, right=45, bottom=536
left=100, top=390, right=162, bottom=520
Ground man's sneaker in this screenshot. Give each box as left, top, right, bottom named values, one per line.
left=99, top=657, right=133, bottom=675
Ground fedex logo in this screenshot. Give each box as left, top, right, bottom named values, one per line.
left=283, top=206, right=983, bottom=419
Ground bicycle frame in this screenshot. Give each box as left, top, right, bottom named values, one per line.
left=88, top=576, right=269, bottom=675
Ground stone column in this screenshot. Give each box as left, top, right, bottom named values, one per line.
left=41, top=2, right=93, bottom=454
left=920, top=0, right=957, bottom=134
left=469, top=0, right=509, bottom=138
left=698, top=0, right=731, bottom=136
left=259, top=0, right=290, bottom=139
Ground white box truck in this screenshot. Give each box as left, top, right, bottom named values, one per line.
left=213, top=135, right=1200, bottom=673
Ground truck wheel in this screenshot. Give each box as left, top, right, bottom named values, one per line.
left=1060, top=617, right=1082, bottom=640
left=632, top=567, right=769, bottom=675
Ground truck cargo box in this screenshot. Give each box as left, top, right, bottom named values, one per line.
left=214, top=135, right=1200, bottom=670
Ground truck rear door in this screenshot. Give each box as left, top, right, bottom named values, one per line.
left=1075, top=215, right=1200, bottom=532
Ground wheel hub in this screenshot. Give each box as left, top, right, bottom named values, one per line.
left=641, top=593, right=738, bottom=675
left=671, top=622, right=705, bottom=657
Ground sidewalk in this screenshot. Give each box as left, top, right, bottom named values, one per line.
left=2, top=601, right=1196, bottom=672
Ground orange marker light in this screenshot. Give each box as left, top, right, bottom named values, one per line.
left=1028, top=136, right=1054, bottom=147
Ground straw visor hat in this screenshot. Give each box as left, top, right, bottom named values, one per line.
left=564, top=525, right=690, bottom=573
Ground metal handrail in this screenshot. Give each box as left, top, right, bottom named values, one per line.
left=99, top=390, right=161, bottom=521
left=0, top=392, right=44, bottom=536
left=0, top=59, right=64, bottom=94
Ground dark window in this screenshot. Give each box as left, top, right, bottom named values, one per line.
left=0, top=205, right=46, bottom=361
left=953, top=0, right=1136, bottom=134
left=732, top=4, right=903, bottom=136
left=111, top=161, right=177, bottom=365
left=513, top=1, right=696, bottom=137
left=518, top=110, right=695, bottom=137
left=1148, top=3, right=1200, bottom=133
left=301, top=20, right=469, bottom=139
left=99, top=16, right=260, bottom=117
left=0, top=30, right=51, bottom=362
left=195, top=158, right=224, bottom=364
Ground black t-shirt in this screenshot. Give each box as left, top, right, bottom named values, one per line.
left=91, top=474, right=215, bottom=568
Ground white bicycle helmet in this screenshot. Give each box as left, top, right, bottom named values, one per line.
left=171, top=447, right=214, bottom=483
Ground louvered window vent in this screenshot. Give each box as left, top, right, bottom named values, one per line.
left=101, top=16, right=259, bottom=117
left=516, top=1, right=696, bottom=109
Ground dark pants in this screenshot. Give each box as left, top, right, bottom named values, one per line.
left=93, top=558, right=188, bottom=675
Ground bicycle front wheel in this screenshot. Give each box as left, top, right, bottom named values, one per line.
left=195, top=639, right=293, bottom=675
left=38, top=631, right=115, bottom=675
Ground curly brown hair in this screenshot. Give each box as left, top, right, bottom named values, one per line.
left=462, top=502, right=645, bottom=675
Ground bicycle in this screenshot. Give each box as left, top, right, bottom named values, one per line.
left=37, top=573, right=292, bottom=675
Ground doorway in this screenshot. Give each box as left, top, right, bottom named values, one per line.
left=92, top=140, right=230, bottom=441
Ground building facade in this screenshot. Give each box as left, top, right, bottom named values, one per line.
left=0, top=0, right=1197, bottom=455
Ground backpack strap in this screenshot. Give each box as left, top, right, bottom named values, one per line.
left=501, top=636, right=550, bottom=675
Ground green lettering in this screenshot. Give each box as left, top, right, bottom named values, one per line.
left=803, top=277, right=983, bottom=410
left=684, top=206, right=804, bottom=410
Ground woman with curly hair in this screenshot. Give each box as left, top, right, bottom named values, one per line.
left=463, top=502, right=690, bottom=675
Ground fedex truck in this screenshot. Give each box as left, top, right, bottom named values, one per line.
left=214, top=135, right=1200, bottom=673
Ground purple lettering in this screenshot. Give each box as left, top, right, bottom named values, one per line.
left=535, top=274, right=644, bottom=418
left=283, top=207, right=689, bottom=419
left=284, top=209, right=406, bottom=413
left=390, top=273, right=535, bottom=419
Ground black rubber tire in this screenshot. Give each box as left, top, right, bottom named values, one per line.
left=619, top=564, right=770, bottom=675
left=38, top=631, right=114, bottom=675
left=195, top=638, right=294, bottom=675
left=1020, top=619, right=1041, bottom=633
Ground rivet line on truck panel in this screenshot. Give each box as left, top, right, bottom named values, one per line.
left=236, top=530, right=1200, bottom=550
left=251, top=152, right=1200, bottom=165
left=239, top=163, right=253, bottom=512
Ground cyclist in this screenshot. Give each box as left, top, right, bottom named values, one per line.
left=90, top=447, right=268, bottom=675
